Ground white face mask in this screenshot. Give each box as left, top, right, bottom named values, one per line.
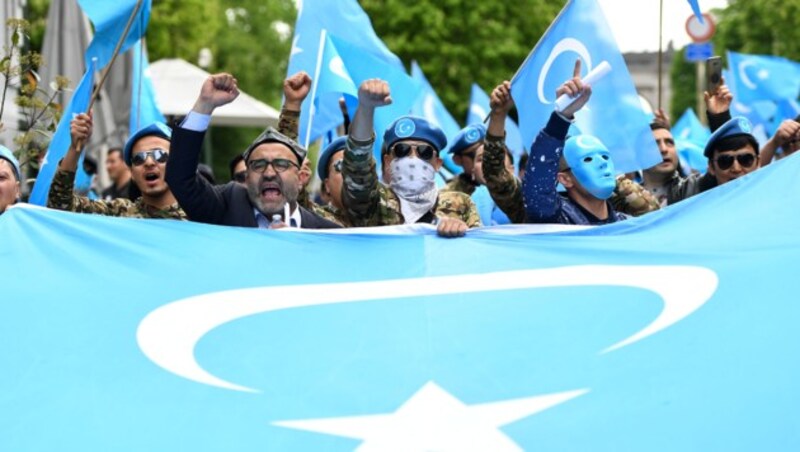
left=389, top=157, right=437, bottom=199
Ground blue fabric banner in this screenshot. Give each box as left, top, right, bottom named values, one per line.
left=4, top=154, right=800, bottom=450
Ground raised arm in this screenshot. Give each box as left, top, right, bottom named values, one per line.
left=704, top=77, right=733, bottom=132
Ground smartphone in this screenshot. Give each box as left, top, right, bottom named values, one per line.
left=706, top=56, right=723, bottom=93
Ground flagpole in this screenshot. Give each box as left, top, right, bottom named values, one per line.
left=87, top=0, right=144, bottom=112
left=304, top=28, right=327, bottom=148
left=657, top=0, right=664, bottom=110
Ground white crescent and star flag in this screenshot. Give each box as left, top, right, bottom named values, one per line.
left=3, top=155, right=800, bottom=450
left=726, top=50, right=800, bottom=105
left=510, top=0, right=661, bottom=174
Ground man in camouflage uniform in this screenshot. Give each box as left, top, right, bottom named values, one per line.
left=441, top=124, right=486, bottom=195
left=47, top=113, right=186, bottom=220
left=483, top=79, right=659, bottom=224
left=342, top=79, right=481, bottom=237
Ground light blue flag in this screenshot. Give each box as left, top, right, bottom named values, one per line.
left=303, top=31, right=359, bottom=147
left=28, top=60, right=97, bottom=205
left=687, top=0, right=704, bottom=23
left=329, top=34, right=420, bottom=159
left=78, top=0, right=152, bottom=69
left=288, top=0, right=404, bottom=144
left=727, top=50, right=800, bottom=104
left=467, top=83, right=526, bottom=168
left=130, top=39, right=165, bottom=133
left=672, top=108, right=710, bottom=144
left=725, top=68, right=778, bottom=145
left=410, top=61, right=460, bottom=174
left=4, top=154, right=800, bottom=450
left=510, top=0, right=661, bottom=173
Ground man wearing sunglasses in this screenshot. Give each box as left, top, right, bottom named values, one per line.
left=47, top=113, right=186, bottom=219
left=342, top=79, right=480, bottom=237
left=442, top=124, right=486, bottom=195
left=703, top=117, right=760, bottom=185
left=314, top=136, right=350, bottom=225
left=165, top=73, right=340, bottom=229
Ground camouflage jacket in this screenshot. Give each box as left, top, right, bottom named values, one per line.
left=47, top=168, right=186, bottom=220
left=275, top=108, right=315, bottom=210
left=441, top=174, right=478, bottom=196
left=342, top=136, right=481, bottom=227
left=483, top=132, right=659, bottom=223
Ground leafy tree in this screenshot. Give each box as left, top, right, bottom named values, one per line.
left=669, top=47, right=698, bottom=122
left=359, top=0, right=566, bottom=122
left=714, top=0, right=800, bottom=60
left=148, top=0, right=223, bottom=63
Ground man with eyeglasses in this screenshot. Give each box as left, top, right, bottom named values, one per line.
left=47, top=113, right=186, bottom=219
left=442, top=124, right=486, bottom=195
left=703, top=117, right=760, bottom=185
left=165, top=73, right=340, bottom=229
left=342, top=79, right=480, bottom=237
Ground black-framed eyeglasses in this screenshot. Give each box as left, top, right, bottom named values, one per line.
left=332, top=158, right=343, bottom=174
left=390, top=142, right=437, bottom=161
left=715, top=153, right=756, bottom=170
left=233, top=171, right=247, bottom=183
left=131, top=149, right=169, bottom=166
left=247, top=157, right=299, bottom=173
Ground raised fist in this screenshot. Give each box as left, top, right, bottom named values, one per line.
left=357, top=79, right=392, bottom=110
left=490, top=81, right=514, bottom=116
left=194, top=73, right=240, bottom=114
left=284, top=71, right=312, bottom=110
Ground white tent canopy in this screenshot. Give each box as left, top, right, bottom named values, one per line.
left=149, top=58, right=279, bottom=128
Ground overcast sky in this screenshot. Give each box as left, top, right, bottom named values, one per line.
left=597, top=0, right=729, bottom=53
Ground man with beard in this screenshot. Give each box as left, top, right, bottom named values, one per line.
left=47, top=113, right=186, bottom=219
left=341, top=79, right=480, bottom=237
left=166, top=73, right=340, bottom=229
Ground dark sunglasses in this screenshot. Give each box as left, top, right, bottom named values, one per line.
left=390, top=142, right=437, bottom=161
left=715, top=153, right=756, bottom=170
left=248, top=157, right=299, bottom=173
left=331, top=158, right=343, bottom=174
left=131, top=149, right=169, bottom=166
left=233, top=171, right=247, bottom=183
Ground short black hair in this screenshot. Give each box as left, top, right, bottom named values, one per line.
left=229, top=154, right=245, bottom=180
left=518, top=151, right=528, bottom=169
left=712, top=135, right=759, bottom=156
left=107, top=148, right=123, bottom=158
left=650, top=120, right=670, bottom=132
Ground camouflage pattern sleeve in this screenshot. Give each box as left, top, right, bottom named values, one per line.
left=436, top=191, right=482, bottom=228
left=440, top=174, right=476, bottom=196
left=482, top=133, right=526, bottom=223
left=278, top=108, right=300, bottom=141
left=610, top=177, right=661, bottom=217
left=47, top=167, right=132, bottom=215
left=341, top=135, right=382, bottom=227
left=309, top=200, right=348, bottom=227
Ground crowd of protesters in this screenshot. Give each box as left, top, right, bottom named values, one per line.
left=0, top=60, right=790, bottom=238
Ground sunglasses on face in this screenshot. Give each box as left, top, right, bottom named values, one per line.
left=247, top=157, right=299, bottom=173
left=331, top=158, right=343, bottom=174
left=233, top=171, right=247, bottom=183
left=715, top=153, right=756, bottom=170
left=390, top=142, right=437, bottom=161
left=131, top=149, right=169, bottom=166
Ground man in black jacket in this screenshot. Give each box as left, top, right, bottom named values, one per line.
left=165, top=73, right=340, bottom=229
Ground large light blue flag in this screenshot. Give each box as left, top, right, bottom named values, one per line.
left=671, top=109, right=710, bottom=172
left=28, top=60, right=97, bottom=205
left=510, top=0, right=661, bottom=173
left=288, top=0, right=404, bottom=144
left=328, top=34, right=420, bottom=158
left=410, top=61, right=460, bottom=174
left=130, top=39, right=165, bottom=133
left=4, top=154, right=800, bottom=450
left=78, top=0, right=152, bottom=68
left=727, top=51, right=800, bottom=104
left=467, top=83, right=526, bottom=166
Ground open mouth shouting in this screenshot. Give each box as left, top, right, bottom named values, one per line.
left=260, top=181, right=284, bottom=203
left=143, top=171, right=161, bottom=188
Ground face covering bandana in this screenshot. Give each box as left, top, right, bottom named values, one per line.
left=389, top=157, right=438, bottom=223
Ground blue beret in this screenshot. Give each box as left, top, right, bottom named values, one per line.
left=383, top=116, right=447, bottom=153
left=704, top=116, right=757, bottom=158
left=317, top=136, right=347, bottom=180
left=0, top=145, right=20, bottom=181
left=448, top=123, right=486, bottom=155
left=124, top=122, right=172, bottom=166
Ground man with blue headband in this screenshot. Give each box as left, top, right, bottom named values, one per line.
left=47, top=113, right=186, bottom=219
left=0, top=146, right=21, bottom=214
left=341, top=79, right=480, bottom=237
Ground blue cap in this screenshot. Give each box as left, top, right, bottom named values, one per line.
left=383, top=116, right=447, bottom=154
left=124, top=122, right=172, bottom=166
left=704, top=116, right=758, bottom=158
left=0, top=145, right=20, bottom=181
left=317, top=136, right=347, bottom=180
left=448, top=123, right=486, bottom=155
